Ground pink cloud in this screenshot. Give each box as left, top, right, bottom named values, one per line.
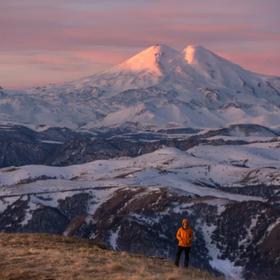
left=218, top=51, right=280, bottom=76
left=0, top=49, right=132, bottom=88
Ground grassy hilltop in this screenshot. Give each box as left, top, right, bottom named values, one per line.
left=0, top=233, right=222, bottom=280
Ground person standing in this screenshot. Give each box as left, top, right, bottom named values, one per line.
left=175, top=218, right=193, bottom=267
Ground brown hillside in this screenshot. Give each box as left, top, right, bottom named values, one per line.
left=0, top=233, right=222, bottom=280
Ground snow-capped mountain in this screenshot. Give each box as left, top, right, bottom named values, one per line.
left=1, top=44, right=280, bottom=129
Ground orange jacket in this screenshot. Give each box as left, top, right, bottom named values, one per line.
left=176, top=226, right=193, bottom=247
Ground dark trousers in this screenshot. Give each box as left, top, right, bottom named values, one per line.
left=175, top=246, right=191, bottom=267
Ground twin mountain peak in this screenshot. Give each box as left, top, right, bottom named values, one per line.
left=109, top=43, right=239, bottom=78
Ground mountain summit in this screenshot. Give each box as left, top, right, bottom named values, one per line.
left=114, top=44, right=179, bottom=75
left=114, top=44, right=237, bottom=76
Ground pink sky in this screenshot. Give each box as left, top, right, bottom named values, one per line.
left=0, top=0, right=279, bottom=89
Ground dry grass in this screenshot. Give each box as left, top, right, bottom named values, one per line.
left=0, top=233, right=222, bottom=280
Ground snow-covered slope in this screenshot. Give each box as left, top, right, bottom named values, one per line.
left=1, top=44, right=280, bottom=129
left=1, top=144, right=280, bottom=198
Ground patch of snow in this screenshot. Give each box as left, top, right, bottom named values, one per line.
left=109, top=226, right=121, bottom=250
left=201, top=223, right=243, bottom=279
left=210, top=259, right=243, bottom=280
left=0, top=197, right=18, bottom=213
left=40, top=140, right=64, bottom=144
left=20, top=196, right=39, bottom=226
left=239, top=215, right=259, bottom=247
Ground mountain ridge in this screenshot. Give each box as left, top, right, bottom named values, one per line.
left=0, top=43, right=280, bottom=130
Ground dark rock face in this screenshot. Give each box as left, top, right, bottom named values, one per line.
left=0, top=125, right=85, bottom=167
left=219, top=185, right=280, bottom=200
left=244, top=223, right=280, bottom=280
left=201, top=124, right=279, bottom=138
left=0, top=196, right=30, bottom=231
left=1, top=124, right=276, bottom=168
left=0, top=186, right=279, bottom=279
left=58, top=193, right=91, bottom=220
left=23, top=207, right=69, bottom=234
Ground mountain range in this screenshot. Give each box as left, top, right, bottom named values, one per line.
left=0, top=44, right=279, bottom=280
